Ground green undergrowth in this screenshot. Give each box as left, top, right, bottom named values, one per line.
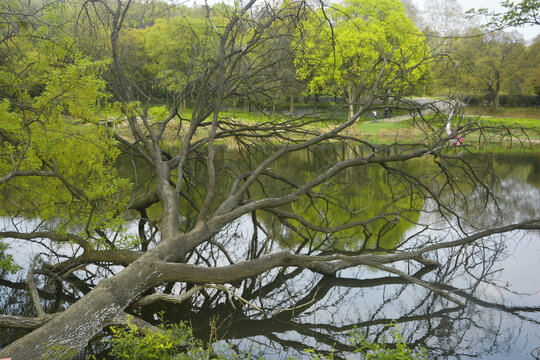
left=106, top=320, right=215, bottom=360
left=103, top=320, right=427, bottom=360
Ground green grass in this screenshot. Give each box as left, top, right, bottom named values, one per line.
left=104, top=103, right=540, bottom=144
left=466, top=106, right=540, bottom=119
left=356, top=120, right=411, bottom=136
left=472, top=116, right=540, bottom=131
left=458, top=116, right=540, bottom=141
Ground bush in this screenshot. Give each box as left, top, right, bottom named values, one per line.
left=108, top=319, right=427, bottom=360
left=107, top=319, right=220, bottom=360
left=464, top=94, right=540, bottom=107
left=498, top=94, right=539, bottom=107
left=463, top=94, right=491, bottom=106
left=350, top=323, right=428, bottom=360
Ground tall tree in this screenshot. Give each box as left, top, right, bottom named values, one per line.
left=295, top=0, right=427, bottom=119
left=450, top=31, right=525, bottom=108
left=524, top=35, right=540, bottom=96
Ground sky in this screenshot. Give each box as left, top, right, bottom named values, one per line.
left=416, top=0, right=540, bottom=42
left=199, top=0, right=540, bottom=43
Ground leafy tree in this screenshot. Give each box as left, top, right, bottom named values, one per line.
left=295, top=0, right=427, bottom=119
left=430, top=30, right=526, bottom=105
left=524, top=36, right=540, bottom=96
left=466, top=32, right=525, bottom=108
left=0, top=3, right=130, bottom=231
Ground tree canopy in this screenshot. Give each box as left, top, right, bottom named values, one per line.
left=295, top=0, right=427, bottom=118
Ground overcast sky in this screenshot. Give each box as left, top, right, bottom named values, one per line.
left=416, top=0, right=540, bottom=42
left=198, top=0, right=540, bottom=42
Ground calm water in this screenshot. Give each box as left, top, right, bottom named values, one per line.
left=1, top=147, right=540, bottom=359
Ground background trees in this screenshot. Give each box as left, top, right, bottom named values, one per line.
left=0, top=0, right=539, bottom=359
left=295, top=0, right=427, bottom=119
left=524, top=36, right=540, bottom=96
left=432, top=31, right=526, bottom=108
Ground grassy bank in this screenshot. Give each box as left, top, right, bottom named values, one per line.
left=108, top=104, right=540, bottom=146
left=465, top=106, right=540, bottom=120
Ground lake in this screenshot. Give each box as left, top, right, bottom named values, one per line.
left=1, top=146, right=539, bottom=359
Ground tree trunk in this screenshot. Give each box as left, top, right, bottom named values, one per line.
left=487, top=70, right=501, bottom=111
left=347, top=84, right=356, bottom=120
left=493, top=70, right=500, bottom=111
left=0, top=176, right=195, bottom=359
left=0, top=221, right=209, bottom=359
left=289, top=88, right=295, bottom=113
left=0, top=262, right=157, bottom=358
left=232, top=98, right=237, bottom=117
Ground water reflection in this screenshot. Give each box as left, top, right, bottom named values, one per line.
left=0, top=147, right=539, bottom=359
left=143, top=149, right=540, bottom=359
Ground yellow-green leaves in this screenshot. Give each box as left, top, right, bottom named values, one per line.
left=35, top=56, right=110, bottom=123
left=1, top=39, right=131, bottom=244
left=295, top=0, right=427, bottom=106
left=129, top=13, right=213, bottom=95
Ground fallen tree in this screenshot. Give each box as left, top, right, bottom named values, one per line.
left=0, top=0, right=539, bottom=358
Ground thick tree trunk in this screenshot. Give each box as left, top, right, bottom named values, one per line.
left=487, top=70, right=501, bottom=111
left=0, top=176, right=194, bottom=359
left=0, top=224, right=202, bottom=359
left=0, top=265, right=150, bottom=358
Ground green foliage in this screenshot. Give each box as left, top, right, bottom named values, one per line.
left=301, top=322, right=427, bottom=359
left=127, top=10, right=219, bottom=96
left=0, top=21, right=132, bottom=246
left=0, top=240, right=21, bottom=274
left=107, top=319, right=426, bottom=360
left=294, top=0, right=427, bottom=116
left=430, top=29, right=528, bottom=103
left=351, top=323, right=428, bottom=360
left=107, top=320, right=223, bottom=360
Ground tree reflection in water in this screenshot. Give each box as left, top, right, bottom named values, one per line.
left=164, top=150, right=540, bottom=359
left=0, top=149, right=539, bottom=359
left=179, top=232, right=540, bottom=359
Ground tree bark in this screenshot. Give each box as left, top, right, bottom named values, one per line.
left=289, top=88, right=295, bottom=113
left=347, top=84, right=357, bottom=120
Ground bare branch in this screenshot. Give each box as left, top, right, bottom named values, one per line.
left=27, top=269, right=45, bottom=317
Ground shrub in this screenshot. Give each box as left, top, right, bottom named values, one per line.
left=498, top=95, right=539, bottom=107
left=108, top=319, right=427, bottom=360
left=464, top=94, right=540, bottom=107
left=350, top=323, right=428, bottom=360
left=107, top=319, right=219, bottom=360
